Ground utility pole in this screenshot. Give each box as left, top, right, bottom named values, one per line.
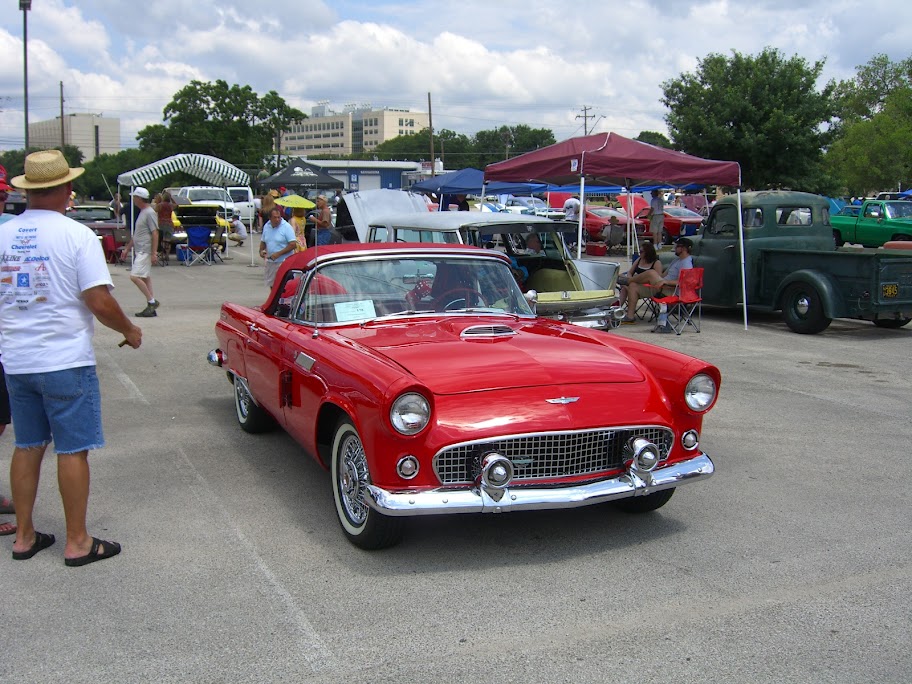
left=576, top=105, right=593, bottom=135
left=21, top=0, right=31, bottom=150
left=427, top=92, right=435, bottom=176
left=59, top=81, right=65, bottom=148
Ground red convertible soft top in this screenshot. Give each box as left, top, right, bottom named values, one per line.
left=264, top=243, right=509, bottom=307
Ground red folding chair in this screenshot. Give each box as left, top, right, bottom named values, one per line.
left=654, top=267, right=703, bottom=334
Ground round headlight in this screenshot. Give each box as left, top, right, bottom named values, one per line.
left=684, top=374, right=717, bottom=412
left=390, top=393, right=430, bottom=435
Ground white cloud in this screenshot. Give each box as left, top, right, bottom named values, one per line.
left=0, top=0, right=909, bottom=151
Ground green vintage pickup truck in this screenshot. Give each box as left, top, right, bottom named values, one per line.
left=830, top=199, right=912, bottom=247
left=684, top=191, right=912, bottom=333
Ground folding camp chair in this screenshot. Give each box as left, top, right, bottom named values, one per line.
left=184, top=226, right=214, bottom=266
left=655, top=267, right=703, bottom=334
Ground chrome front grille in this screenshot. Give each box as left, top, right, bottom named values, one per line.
left=433, top=426, right=674, bottom=484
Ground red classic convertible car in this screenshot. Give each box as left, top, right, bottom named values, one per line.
left=208, top=244, right=720, bottom=549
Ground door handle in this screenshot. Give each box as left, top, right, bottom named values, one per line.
left=248, top=323, right=259, bottom=333
left=724, top=245, right=735, bottom=251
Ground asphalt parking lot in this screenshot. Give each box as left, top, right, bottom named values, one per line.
left=4, top=240, right=911, bottom=683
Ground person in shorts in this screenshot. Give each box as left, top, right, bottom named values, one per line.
left=119, top=187, right=160, bottom=317
left=1, top=149, right=143, bottom=565
left=156, top=190, right=176, bottom=263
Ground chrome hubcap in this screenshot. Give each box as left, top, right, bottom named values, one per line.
left=339, top=434, right=369, bottom=525
left=235, top=381, right=250, bottom=418
left=795, top=295, right=810, bottom=316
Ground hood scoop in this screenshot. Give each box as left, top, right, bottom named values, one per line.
left=460, top=324, right=517, bottom=340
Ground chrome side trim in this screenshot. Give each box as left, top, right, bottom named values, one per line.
left=366, top=453, right=714, bottom=516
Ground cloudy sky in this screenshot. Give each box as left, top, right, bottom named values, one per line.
left=0, top=0, right=909, bottom=152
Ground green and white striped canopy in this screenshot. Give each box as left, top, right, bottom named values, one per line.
left=117, top=153, right=250, bottom=187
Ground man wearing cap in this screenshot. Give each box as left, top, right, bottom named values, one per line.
left=0, top=149, right=142, bottom=565
left=623, top=237, right=694, bottom=323
left=227, top=210, right=247, bottom=247
left=119, top=187, right=160, bottom=317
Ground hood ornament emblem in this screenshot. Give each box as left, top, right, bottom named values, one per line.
left=545, top=397, right=580, bottom=404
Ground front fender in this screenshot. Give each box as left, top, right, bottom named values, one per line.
left=775, top=269, right=845, bottom=319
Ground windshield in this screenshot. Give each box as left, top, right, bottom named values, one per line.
left=188, top=189, right=231, bottom=202
left=295, top=255, right=533, bottom=323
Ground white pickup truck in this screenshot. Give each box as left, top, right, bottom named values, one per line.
left=227, top=186, right=257, bottom=225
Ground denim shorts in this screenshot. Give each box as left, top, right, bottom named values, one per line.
left=6, top=365, right=105, bottom=454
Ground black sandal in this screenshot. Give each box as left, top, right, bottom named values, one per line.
left=65, top=537, right=121, bottom=567
left=12, top=531, right=56, bottom=560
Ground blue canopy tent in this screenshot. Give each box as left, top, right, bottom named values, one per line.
left=410, top=168, right=546, bottom=197
left=902, top=188, right=912, bottom=197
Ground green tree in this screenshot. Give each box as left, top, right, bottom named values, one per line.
left=0, top=144, right=84, bottom=181
left=137, top=80, right=305, bottom=169
left=635, top=131, right=672, bottom=148
left=472, top=125, right=555, bottom=168
left=78, top=148, right=156, bottom=200
left=357, top=124, right=555, bottom=170
left=826, top=86, right=912, bottom=195
left=834, top=53, right=912, bottom=124
left=367, top=128, right=435, bottom=162
left=661, top=47, right=838, bottom=190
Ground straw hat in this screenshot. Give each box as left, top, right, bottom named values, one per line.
left=12, top=150, right=84, bottom=190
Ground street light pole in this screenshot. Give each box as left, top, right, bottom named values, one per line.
left=21, top=0, right=31, bottom=151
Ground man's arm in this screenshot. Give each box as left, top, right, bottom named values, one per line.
left=82, top=285, right=142, bottom=348
left=268, top=240, right=297, bottom=261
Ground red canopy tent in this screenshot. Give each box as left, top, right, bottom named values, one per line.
left=484, top=132, right=740, bottom=187
left=484, top=132, right=749, bottom=329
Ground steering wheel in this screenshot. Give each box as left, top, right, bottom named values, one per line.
left=435, top=288, right=487, bottom=311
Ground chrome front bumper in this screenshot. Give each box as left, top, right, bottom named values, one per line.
left=365, top=453, right=714, bottom=516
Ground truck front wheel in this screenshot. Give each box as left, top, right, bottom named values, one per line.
left=782, top=282, right=831, bottom=334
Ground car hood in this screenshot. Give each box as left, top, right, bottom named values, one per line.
left=336, top=318, right=645, bottom=394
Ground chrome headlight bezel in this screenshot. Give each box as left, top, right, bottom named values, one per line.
left=684, top=373, right=717, bottom=412
left=390, top=392, right=431, bottom=435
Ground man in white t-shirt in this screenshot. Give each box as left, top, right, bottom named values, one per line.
left=648, top=189, right=665, bottom=245
left=119, top=187, right=160, bottom=317
left=0, top=150, right=142, bottom=566
left=562, top=195, right=581, bottom=221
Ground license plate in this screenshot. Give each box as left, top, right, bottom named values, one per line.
left=882, top=283, right=899, bottom=298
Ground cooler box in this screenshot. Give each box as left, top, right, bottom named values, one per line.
left=176, top=245, right=190, bottom=262
left=586, top=242, right=608, bottom=256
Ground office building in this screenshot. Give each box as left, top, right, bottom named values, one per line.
left=28, top=113, right=121, bottom=162
left=283, top=103, right=429, bottom=157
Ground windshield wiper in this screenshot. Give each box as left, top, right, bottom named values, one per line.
left=361, top=310, right=437, bottom=325
left=449, top=308, right=519, bottom=317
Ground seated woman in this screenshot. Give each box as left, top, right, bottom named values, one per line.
left=623, top=238, right=694, bottom=324
left=617, top=241, right=661, bottom=307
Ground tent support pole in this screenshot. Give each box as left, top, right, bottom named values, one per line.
left=736, top=188, right=748, bottom=330
left=625, top=179, right=634, bottom=260
left=577, top=176, right=586, bottom=259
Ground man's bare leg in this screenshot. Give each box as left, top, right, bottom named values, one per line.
left=130, top=275, right=154, bottom=302
left=10, top=444, right=47, bottom=553
left=57, top=451, right=93, bottom=559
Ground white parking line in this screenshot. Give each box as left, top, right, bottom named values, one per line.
left=96, top=347, right=149, bottom=405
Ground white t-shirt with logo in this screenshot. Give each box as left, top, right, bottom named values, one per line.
left=0, top=209, right=113, bottom=374
left=563, top=197, right=581, bottom=220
